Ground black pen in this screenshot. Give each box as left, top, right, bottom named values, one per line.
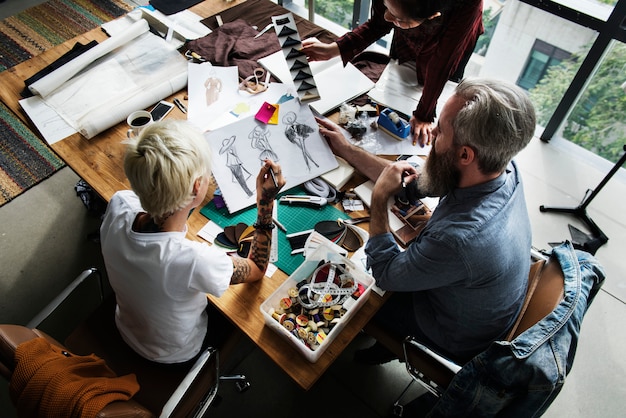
left=173, top=98, right=187, bottom=114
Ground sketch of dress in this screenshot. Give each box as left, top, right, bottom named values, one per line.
left=249, top=125, right=279, bottom=162
left=219, top=136, right=253, bottom=197
left=204, top=77, right=222, bottom=106
left=283, top=111, right=318, bottom=171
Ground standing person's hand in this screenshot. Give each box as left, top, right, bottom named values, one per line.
left=410, top=116, right=434, bottom=147
left=301, top=39, right=340, bottom=61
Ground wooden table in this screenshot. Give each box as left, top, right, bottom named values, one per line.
left=0, top=0, right=387, bottom=390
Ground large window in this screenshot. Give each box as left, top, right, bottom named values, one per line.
left=518, top=0, right=626, bottom=165
left=518, top=40, right=571, bottom=90
left=282, top=0, right=626, bottom=164
left=532, top=39, right=626, bottom=163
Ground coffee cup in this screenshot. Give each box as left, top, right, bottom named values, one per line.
left=127, top=110, right=153, bottom=139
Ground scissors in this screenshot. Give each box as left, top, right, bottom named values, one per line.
left=254, top=23, right=274, bottom=39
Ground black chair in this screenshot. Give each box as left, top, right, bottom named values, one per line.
left=0, top=268, right=249, bottom=418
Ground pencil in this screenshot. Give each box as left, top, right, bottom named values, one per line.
left=268, top=166, right=279, bottom=189
left=273, top=217, right=287, bottom=232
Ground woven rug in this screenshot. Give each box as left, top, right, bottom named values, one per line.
left=0, top=101, right=65, bottom=205
left=0, top=0, right=132, bottom=207
left=0, top=0, right=132, bottom=71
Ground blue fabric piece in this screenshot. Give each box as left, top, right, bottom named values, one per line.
left=427, top=241, right=605, bottom=417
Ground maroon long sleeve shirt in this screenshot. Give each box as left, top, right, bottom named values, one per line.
left=336, top=0, right=484, bottom=122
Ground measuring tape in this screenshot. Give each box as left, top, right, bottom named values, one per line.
left=297, top=263, right=357, bottom=309
left=270, top=204, right=278, bottom=263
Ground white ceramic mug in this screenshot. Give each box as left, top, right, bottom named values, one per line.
left=126, top=110, right=153, bottom=139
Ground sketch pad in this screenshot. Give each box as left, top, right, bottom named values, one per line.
left=205, top=97, right=338, bottom=213
left=200, top=187, right=350, bottom=275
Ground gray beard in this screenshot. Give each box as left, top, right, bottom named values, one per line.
left=418, top=145, right=460, bottom=197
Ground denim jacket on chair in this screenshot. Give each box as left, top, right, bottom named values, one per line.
left=427, top=241, right=606, bottom=417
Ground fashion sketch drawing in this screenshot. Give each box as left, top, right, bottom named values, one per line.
left=219, top=135, right=253, bottom=197
left=249, top=125, right=279, bottom=162
left=204, top=76, right=222, bottom=106
left=283, top=111, right=318, bottom=170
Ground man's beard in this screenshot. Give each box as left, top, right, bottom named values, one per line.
left=417, top=143, right=460, bottom=197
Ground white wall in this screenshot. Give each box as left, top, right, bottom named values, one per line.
left=479, top=0, right=598, bottom=84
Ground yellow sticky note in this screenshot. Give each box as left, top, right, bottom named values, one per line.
left=268, top=104, right=280, bottom=125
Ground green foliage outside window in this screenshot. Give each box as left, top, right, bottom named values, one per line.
left=530, top=41, right=626, bottom=164
left=316, top=0, right=354, bottom=29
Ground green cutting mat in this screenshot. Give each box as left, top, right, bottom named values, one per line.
left=200, top=187, right=349, bottom=275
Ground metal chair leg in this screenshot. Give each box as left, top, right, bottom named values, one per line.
left=392, top=379, right=415, bottom=417
left=220, top=374, right=251, bottom=393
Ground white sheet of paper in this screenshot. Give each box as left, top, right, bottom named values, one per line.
left=259, top=50, right=374, bottom=115
left=21, top=21, right=187, bottom=141
left=205, top=95, right=338, bottom=213
left=197, top=220, right=223, bottom=244
left=19, top=96, right=76, bottom=145
left=32, top=30, right=187, bottom=139
left=187, top=62, right=292, bottom=132
left=367, top=59, right=458, bottom=121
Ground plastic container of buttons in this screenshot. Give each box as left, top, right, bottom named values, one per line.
left=260, top=232, right=375, bottom=363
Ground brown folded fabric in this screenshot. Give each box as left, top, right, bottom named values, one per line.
left=187, top=0, right=337, bottom=81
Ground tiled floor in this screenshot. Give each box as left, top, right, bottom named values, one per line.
left=1, top=1, right=625, bottom=417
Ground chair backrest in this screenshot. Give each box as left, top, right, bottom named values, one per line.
left=402, top=257, right=566, bottom=395
left=0, top=324, right=154, bottom=418
left=506, top=258, right=565, bottom=341
left=161, top=347, right=219, bottom=418
left=1, top=268, right=224, bottom=418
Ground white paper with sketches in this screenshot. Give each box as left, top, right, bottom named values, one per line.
left=205, top=96, right=338, bottom=213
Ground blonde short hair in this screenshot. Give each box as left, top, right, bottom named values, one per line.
left=123, top=119, right=212, bottom=219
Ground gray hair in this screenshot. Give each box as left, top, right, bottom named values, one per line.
left=123, top=119, right=212, bottom=219
left=452, top=78, right=536, bottom=173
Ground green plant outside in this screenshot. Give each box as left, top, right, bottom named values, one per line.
left=530, top=41, right=626, bottom=164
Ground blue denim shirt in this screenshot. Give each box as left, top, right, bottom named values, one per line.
left=427, top=241, right=606, bottom=417
left=366, top=161, right=531, bottom=361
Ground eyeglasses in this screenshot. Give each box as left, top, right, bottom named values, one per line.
left=383, top=1, right=427, bottom=29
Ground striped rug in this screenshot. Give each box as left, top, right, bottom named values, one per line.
left=0, top=0, right=132, bottom=206
left=0, top=101, right=65, bottom=205
left=0, top=0, right=132, bottom=71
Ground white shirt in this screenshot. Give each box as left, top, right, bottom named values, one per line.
left=100, top=190, right=233, bottom=363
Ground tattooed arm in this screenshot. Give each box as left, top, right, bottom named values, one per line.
left=229, top=160, right=285, bottom=284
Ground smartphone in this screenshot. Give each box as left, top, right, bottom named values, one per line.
left=150, top=100, right=174, bottom=121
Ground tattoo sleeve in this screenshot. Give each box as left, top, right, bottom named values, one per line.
left=231, top=257, right=251, bottom=284
left=249, top=228, right=272, bottom=272
left=229, top=212, right=273, bottom=284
